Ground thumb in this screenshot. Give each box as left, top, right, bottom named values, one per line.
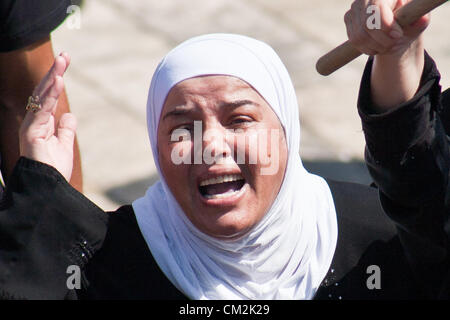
left=404, top=13, right=430, bottom=37
left=393, top=0, right=430, bottom=38
left=377, top=0, right=405, bottom=38
left=56, top=113, right=77, bottom=149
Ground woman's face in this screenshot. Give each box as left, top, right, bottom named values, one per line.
left=157, top=75, right=288, bottom=239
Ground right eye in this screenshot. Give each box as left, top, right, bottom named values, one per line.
left=170, top=126, right=192, bottom=142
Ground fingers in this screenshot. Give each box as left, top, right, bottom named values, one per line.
left=21, top=75, right=65, bottom=142
left=60, top=52, right=71, bottom=68
left=21, top=52, right=70, bottom=141
left=34, top=75, right=65, bottom=123
left=391, top=0, right=430, bottom=37
left=345, top=0, right=429, bottom=56
left=346, top=0, right=397, bottom=55
left=32, top=52, right=70, bottom=100
left=404, top=13, right=430, bottom=37
left=57, top=113, right=77, bottom=150
left=19, top=52, right=76, bottom=178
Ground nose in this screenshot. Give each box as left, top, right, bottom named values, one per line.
left=200, top=122, right=234, bottom=165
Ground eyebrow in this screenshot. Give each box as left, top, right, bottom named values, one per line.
left=162, top=100, right=258, bottom=121
left=162, top=106, right=191, bottom=121
left=219, top=99, right=258, bottom=109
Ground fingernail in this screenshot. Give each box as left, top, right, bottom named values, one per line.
left=389, top=30, right=403, bottom=39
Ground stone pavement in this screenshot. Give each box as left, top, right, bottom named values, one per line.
left=50, top=0, right=450, bottom=211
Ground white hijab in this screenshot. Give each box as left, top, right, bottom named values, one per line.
left=132, top=34, right=338, bottom=300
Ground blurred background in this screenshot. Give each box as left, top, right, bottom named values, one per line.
left=50, top=0, right=450, bottom=211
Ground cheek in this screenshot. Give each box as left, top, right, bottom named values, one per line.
left=233, top=132, right=251, bottom=164
left=158, top=141, right=193, bottom=194
left=255, top=134, right=287, bottom=213
left=242, top=128, right=285, bottom=173
left=252, top=126, right=287, bottom=197
left=166, top=140, right=194, bottom=165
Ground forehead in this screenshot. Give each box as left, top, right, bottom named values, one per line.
left=164, top=75, right=259, bottom=104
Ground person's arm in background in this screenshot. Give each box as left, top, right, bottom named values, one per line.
left=0, top=0, right=82, bottom=192
left=346, top=0, right=450, bottom=298
left=0, top=55, right=107, bottom=300
left=0, top=36, right=83, bottom=192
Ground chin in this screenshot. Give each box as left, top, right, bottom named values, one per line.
left=196, top=208, right=257, bottom=240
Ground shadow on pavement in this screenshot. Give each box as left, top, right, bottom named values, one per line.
left=105, top=173, right=159, bottom=205
left=303, top=160, right=372, bottom=186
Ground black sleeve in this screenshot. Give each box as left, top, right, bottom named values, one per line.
left=357, top=52, right=450, bottom=298
left=0, top=0, right=72, bottom=52
left=0, top=157, right=108, bottom=299
left=358, top=52, right=448, bottom=206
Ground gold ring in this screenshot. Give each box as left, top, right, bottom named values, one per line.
left=26, top=95, right=42, bottom=113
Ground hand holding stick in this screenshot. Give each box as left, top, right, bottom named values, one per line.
left=316, top=0, right=448, bottom=76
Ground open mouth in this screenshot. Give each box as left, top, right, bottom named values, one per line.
left=198, top=174, right=246, bottom=199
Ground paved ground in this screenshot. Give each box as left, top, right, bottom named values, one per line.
left=50, top=0, right=450, bottom=211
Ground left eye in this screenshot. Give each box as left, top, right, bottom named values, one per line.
left=230, top=117, right=252, bottom=125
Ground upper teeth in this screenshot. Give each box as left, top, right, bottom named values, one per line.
left=199, top=174, right=244, bottom=187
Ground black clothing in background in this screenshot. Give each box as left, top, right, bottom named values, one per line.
left=0, top=0, right=72, bottom=52
left=357, top=52, right=450, bottom=299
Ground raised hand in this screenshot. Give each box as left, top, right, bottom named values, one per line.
left=19, top=53, right=76, bottom=182
left=345, top=0, right=430, bottom=111
left=344, top=0, right=430, bottom=56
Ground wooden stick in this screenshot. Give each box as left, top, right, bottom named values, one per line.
left=316, top=0, right=448, bottom=76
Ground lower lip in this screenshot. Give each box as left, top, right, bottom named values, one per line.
left=198, top=182, right=249, bottom=207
